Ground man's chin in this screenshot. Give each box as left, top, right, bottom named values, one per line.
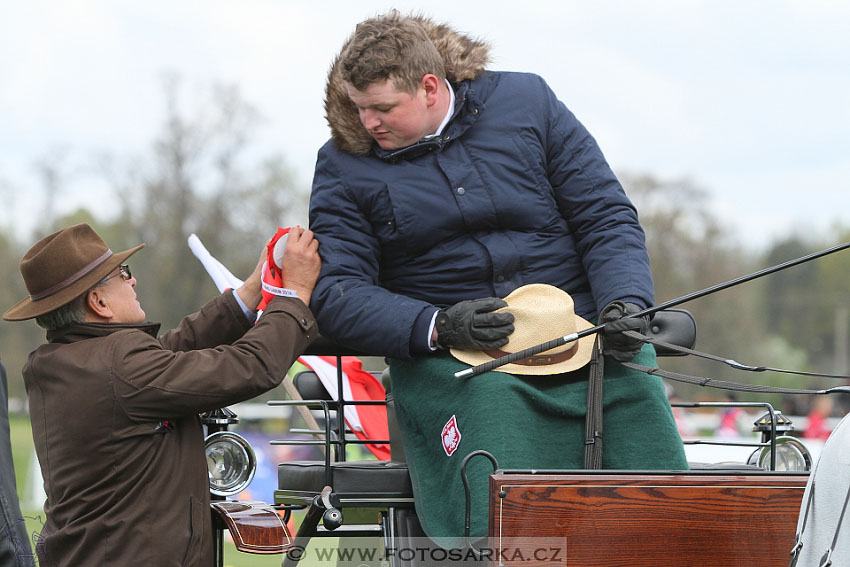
left=374, top=138, right=399, bottom=150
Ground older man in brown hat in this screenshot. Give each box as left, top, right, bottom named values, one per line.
left=3, top=223, right=320, bottom=566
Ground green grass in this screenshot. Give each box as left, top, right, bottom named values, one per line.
left=223, top=545, right=288, bottom=566
left=9, top=414, right=48, bottom=556
left=9, top=414, right=342, bottom=566
left=9, top=414, right=32, bottom=502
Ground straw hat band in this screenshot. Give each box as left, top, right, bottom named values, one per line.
left=483, top=342, right=579, bottom=366
left=29, top=249, right=113, bottom=301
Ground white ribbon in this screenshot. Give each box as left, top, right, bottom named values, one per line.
left=261, top=280, right=299, bottom=298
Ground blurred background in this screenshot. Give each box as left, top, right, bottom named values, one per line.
left=3, top=1, right=849, bottom=562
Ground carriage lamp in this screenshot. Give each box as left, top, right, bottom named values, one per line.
left=746, top=411, right=812, bottom=471
left=204, top=431, right=257, bottom=496
left=748, top=436, right=812, bottom=472
left=752, top=410, right=795, bottom=442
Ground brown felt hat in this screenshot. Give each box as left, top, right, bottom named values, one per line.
left=450, top=284, right=597, bottom=375
left=3, top=223, right=145, bottom=321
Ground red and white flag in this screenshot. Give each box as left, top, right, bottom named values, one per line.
left=297, top=355, right=390, bottom=461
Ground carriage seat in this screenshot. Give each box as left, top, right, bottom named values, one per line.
left=273, top=365, right=414, bottom=543
left=276, top=459, right=412, bottom=497
left=277, top=369, right=411, bottom=495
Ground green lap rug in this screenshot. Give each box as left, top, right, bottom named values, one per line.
left=388, top=344, right=688, bottom=549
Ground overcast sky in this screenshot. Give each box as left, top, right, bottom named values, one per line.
left=2, top=0, right=849, bottom=251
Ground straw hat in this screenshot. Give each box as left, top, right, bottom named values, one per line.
left=450, top=284, right=597, bottom=375
left=3, top=223, right=145, bottom=321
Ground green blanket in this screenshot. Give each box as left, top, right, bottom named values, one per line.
left=389, top=344, right=688, bottom=549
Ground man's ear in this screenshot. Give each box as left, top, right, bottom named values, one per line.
left=421, top=74, right=441, bottom=105
left=86, top=287, right=113, bottom=320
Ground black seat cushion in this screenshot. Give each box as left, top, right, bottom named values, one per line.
left=278, top=460, right=412, bottom=496
left=292, top=371, right=334, bottom=401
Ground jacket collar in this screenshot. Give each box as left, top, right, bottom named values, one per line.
left=47, top=321, right=162, bottom=344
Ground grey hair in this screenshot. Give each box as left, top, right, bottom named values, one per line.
left=35, top=294, right=88, bottom=331
left=34, top=274, right=111, bottom=331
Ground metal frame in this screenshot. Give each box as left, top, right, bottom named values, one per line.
left=268, top=357, right=414, bottom=566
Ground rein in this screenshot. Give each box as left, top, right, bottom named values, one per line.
left=621, top=330, right=850, bottom=397
left=455, top=240, right=850, bottom=379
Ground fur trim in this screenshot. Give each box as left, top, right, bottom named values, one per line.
left=324, top=14, right=491, bottom=156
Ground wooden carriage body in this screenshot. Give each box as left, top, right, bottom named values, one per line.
left=214, top=313, right=815, bottom=566
left=489, top=470, right=806, bottom=566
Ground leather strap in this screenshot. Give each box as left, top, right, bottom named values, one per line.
left=623, top=329, right=850, bottom=379
left=483, top=341, right=578, bottom=366
left=622, top=360, right=850, bottom=396
left=583, top=337, right=604, bottom=469
left=789, top=481, right=816, bottom=567
left=821, top=479, right=850, bottom=566
left=31, top=249, right=112, bottom=300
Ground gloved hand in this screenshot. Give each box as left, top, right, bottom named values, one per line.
left=600, top=301, right=648, bottom=362
left=435, top=298, right=515, bottom=350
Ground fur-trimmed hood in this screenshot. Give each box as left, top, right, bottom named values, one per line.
left=324, top=15, right=491, bottom=156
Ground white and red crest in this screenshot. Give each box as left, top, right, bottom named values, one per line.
left=441, top=414, right=462, bottom=456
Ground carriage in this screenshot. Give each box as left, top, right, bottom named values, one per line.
left=204, top=305, right=840, bottom=566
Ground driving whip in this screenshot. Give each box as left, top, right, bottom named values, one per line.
left=454, top=240, right=850, bottom=379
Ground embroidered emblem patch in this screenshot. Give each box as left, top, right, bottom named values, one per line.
left=441, top=414, right=462, bottom=456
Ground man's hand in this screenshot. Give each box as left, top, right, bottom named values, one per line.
left=237, top=227, right=321, bottom=310
left=600, top=301, right=648, bottom=362
left=436, top=298, right=515, bottom=350
left=279, top=226, right=321, bottom=304
left=236, top=246, right=267, bottom=311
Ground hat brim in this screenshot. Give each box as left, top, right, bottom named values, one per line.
left=451, top=316, right=597, bottom=376
left=3, top=243, right=145, bottom=321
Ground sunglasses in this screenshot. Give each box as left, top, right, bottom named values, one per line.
left=102, top=264, right=132, bottom=284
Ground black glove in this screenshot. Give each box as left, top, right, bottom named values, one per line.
left=600, top=301, right=648, bottom=363
left=435, top=298, right=515, bottom=350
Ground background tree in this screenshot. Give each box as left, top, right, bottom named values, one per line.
left=622, top=173, right=847, bottom=413
left=0, top=227, right=44, bottom=403
left=0, top=78, right=307, bottom=401
left=99, top=76, right=307, bottom=331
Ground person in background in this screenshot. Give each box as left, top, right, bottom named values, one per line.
left=3, top=223, right=320, bottom=566
left=1, top=359, right=35, bottom=566
left=308, top=11, right=687, bottom=547
left=804, top=395, right=834, bottom=440
left=716, top=393, right=746, bottom=438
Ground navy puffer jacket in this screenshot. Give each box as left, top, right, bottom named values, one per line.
left=309, top=69, right=653, bottom=360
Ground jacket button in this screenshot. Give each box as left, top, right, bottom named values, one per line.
left=457, top=187, right=465, bottom=195
left=472, top=108, right=479, bottom=115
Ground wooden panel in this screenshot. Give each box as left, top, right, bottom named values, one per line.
left=490, top=473, right=807, bottom=567
left=211, top=500, right=293, bottom=554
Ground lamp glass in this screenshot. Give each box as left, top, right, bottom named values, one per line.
left=750, top=436, right=812, bottom=472
left=204, top=431, right=256, bottom=496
